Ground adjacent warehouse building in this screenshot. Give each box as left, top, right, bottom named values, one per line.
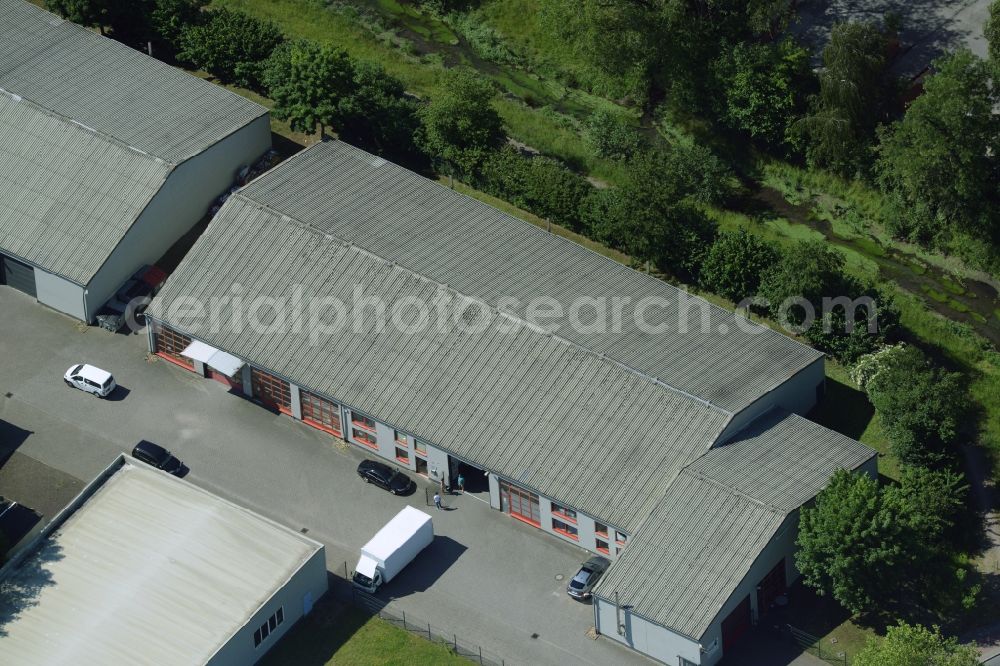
left=0, top=455, right=328, bottom=665
left=145, top=140, right=876, bottom=665
left=0, top=0, right=270, bottom=321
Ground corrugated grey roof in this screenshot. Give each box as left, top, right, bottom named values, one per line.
left=595, top=411, right=876, bottom=639
left=238, top=141, right=821, bottom=413
left=0, top=459, right=322, bottom=665
left=687, top=409, right=877, bottom=513
left=0, top=0, right=267, bottom=163
left=146, top=195, right=732, bottom=532
left=0, top=92, right=171, bottom=284
left=595, top=470, right=787, bottom=640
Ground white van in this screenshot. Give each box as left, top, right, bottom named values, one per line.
left=63, top=364, right=116, bottom=398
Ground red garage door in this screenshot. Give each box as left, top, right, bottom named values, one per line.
left=721, top=595, right=752, bottom=652
left=251, top=368, right=292, bottom=415
left=300, top=390, right=342, bottom=436
left=152, top=323, right=193, bottom=370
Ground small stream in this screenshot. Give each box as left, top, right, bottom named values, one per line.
left=755, top=187, right=1000, bottom=347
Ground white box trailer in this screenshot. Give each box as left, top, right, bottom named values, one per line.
left=353, top=506, right=433, bottom=593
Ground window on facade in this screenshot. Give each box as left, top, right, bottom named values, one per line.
left=251, top=368, right=292, bottom=414
left=499, top=480, right=541, bottom=526
left=300, top=390, right=342, bottom=436
left=551, top=502, right=577, bottom=522
left=395, top=446, right=409, bottom=463
left=394, top=430, right=407, bottom=445
left=352, top=427, right=378, bottom=449
left=253, top=607, right=284, bottom=648
left=352, top=412, right=376, bottom=431
left=596, top=538, right=610, bottom=555
left=615, top=530, right=628, bottom=545
left=552, top=518, right=579, bottom=540
left=595, top=522, right=608, bottom=537
left=414, top=439, right=427, bottom=454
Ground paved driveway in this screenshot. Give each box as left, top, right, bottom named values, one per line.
left=0, top=288, right=652, bottom=666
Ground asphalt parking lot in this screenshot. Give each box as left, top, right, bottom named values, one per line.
left=0, top=288, right=653, bottom=666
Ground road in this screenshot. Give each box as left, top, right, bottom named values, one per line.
left=0, top=288, right=653, bottom=666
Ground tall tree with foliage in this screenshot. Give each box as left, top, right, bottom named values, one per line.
left=713, top=38, right=813, bottom=149
left=334, top=61, right=425, bottom=168
left=46, top=0, right=109, bottom=32
left=798, top=467, right=969, bottom=616
left=796, top=470, right=901, bottom=614
left=178, top=8, right=283, bottom=90
left=699, top=229, right=779, bottom=302
left=418, top=67, right=504, bottom=179
left=854, top=623, right=979, bottom=666
left=987, top=0, right=1000, bottom=72
left=794, top=21, right=893, bottom=177
left=876, top=50, right=1000, bottom=245
left=264, top=40, right=355, bottom=137
left=757, top=239, right=847, bottom=324
left=865, top=346, right=967, bottom=466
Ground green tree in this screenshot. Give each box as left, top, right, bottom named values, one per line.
left=46, top=0, right=109, bottom=32
left=865, top=346, right=967, bottom=466
left=585, top=110, right=644, bottom=161
left=854, top=623, right=979, bottom=666
left=147, top=0, right=207, bottom=59
left=264, top=40, right=355, bottom=136
left=699, top=229, right=779, bottom=302
left=418, top=67, right=504, bottom=179
left=713, top=38, right=813, bottom=148
left=335, top=61, right=425, bottom=167
left=178, top=8, right=283, bottom=90
left=987, top=0, right=1000, bottom=72
left=794, top=21, right=893, bottom=177
left=876, top=50, right=1000, bottom=245
left=757, top=239, right=847, bottom=326
left=796, top=470, right=901, bottom=614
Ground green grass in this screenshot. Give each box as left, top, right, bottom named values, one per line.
left=261, top=606, right=468, bottom=666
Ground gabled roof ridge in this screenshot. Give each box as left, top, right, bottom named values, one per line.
left=678, top=465, right=785, bottom=516
left=0, top=87, right=174, bottom=167
left=227, top=191, right=733, bottom=417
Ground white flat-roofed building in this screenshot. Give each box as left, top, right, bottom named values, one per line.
left=0, top=455, right=327, bottom=665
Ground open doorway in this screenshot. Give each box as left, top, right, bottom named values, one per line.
left=449, top=457, right=489, bottom=499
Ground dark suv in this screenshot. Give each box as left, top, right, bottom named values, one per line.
left=132, top=440, right=184, bottom=475
left=357, top=459, right=414, bottom=495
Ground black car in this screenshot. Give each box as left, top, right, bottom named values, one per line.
left=566, top=555, right=611, bottom=600
left=132, top=440, right=183, bottom=475
left=357, top=459, right=414, bottom=495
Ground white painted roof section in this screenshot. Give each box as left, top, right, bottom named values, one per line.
left=0, top=461, right=322, bottom=665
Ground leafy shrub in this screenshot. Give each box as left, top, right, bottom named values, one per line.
left=699, top=229, right=779, bottom=303
left=850, top=343, right=909, bottom=390
left=584, top=110, right=643, bottom=161
left=446, top=11, right=524, bottom=69
left=179, top=8, right=284, bottom=90
left=865, top=346, right=967, bottom=466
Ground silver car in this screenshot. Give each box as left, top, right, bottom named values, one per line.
left=566, top=555, right=611, bottom=600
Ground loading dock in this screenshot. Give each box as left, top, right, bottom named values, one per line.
left=1, top=255, right=36, bottom=297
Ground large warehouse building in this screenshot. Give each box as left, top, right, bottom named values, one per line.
left=0, top=0, right=270, bottom=321
left=145, top=140, right=877, bottom=665
left=0, top=455, right=328, bottom=665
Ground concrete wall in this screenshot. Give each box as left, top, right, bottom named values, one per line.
left=719, top=357, right=826, bottom=442
left=33, top=268, right=86, bottom=320
left=595, top=597, right=702, bottom=665
left=209, top=544, right=328, bottom=666
left=85, top=114, right=271, bottom=321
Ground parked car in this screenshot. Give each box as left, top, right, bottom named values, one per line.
left=63, top=364, right=116, bottom=398
left=131, top=440, right=183, bottom=475
left=566, top=555, right=611, bottom=601
left=357, top=459, right=414, bottom=495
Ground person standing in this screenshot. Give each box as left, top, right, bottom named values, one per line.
left=433, top=492, right=442, bottom=510
left=457, top=473, right=465, bottom=493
